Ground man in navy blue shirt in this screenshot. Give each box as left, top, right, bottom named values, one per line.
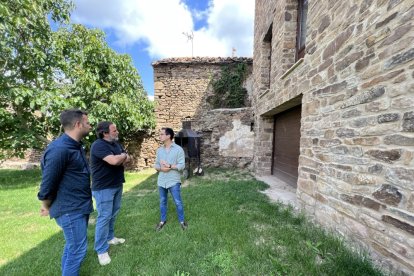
left=90, top=121, right=130, bottom=266
left=38, top=109, right=92, bottom=276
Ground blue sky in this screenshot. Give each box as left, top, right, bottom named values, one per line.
left=70, top=0, right=254, bottom=99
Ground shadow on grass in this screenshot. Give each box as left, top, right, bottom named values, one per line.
left=0, top=170, right=156, bottom=275
left=0, top=171, right=260, bottom=275
left=0, top=170, right=384, bottom=275
left=0, top=169, right=41, bottom=190
left=0, top=172, right=162, bottom=275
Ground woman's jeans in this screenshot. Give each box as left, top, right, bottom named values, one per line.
left=159, top=183, right=185, bottom=223
left=55, top=213, right=89, bottom=276
left=92, top=186, right=123, bottom=254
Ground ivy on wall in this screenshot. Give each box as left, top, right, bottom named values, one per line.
left=210, top=62, right=248, bottom=108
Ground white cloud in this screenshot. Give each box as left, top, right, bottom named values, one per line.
left=191, top=8, right=210, bottom=22
left=71, top=0, right=254, bottom=58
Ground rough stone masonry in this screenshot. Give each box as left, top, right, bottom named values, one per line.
left=253, top=0, right=414, bottom=274
left=149, top=57, right=255, bottom=169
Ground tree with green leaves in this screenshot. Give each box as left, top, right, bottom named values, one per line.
left=52, top=24, right=155, bottom=143
left=0, top=0, right=154, bottom=158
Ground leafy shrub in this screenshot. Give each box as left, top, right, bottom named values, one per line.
left=210, top=62, right=248, bottom=108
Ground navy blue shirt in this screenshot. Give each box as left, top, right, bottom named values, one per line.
left=90, top=139, right=125, bottom=191
left=38, top=133, right=93, bottom=219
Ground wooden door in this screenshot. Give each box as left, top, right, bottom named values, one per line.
left=272, top=105, right=301, bottom=187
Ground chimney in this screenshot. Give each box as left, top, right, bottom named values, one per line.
left=182, top=121, right=192, bottom=129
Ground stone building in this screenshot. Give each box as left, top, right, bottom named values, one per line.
left=253, top=0, right=414, bottom=274
left=150, top=57, right=255, bottom=169
left=0, top=149, right=42, bottom=170
left=125, top=130, right=158, bottom=170
left=0, top=57, right=255, bottom=171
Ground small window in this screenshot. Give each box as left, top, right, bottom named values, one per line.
left=296, top=0, right=308, bottom=61
left=263, top=23, right=272, bottom=88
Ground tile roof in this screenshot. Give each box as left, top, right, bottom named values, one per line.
left=152, top=56, right=252, bottom=66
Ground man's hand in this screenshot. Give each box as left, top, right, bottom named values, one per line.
left=159, top=160, right=172, bottom=172
left=40, top=206, right=49, bottom=216
left=40, top=200, right=51, bottom=216
left=122, top=153, right=131, bottom=166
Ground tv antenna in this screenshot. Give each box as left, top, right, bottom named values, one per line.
left=182, top=31, right=194, bottom=57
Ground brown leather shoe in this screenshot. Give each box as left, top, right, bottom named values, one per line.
left=155, top=221, right=166, bottom=231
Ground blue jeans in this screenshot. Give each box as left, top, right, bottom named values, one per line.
left=159, top=183, right=185, bottom=223
left=92, top=186, right=123, bottom=254
left=55, top=213, right=89, bottom=276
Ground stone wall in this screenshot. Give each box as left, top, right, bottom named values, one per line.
left=1, top=133, right=157, bottom=171
left=253, top=0, right=414, bottom=274
left=1, top=57, right=254, bottom=171
left=192, top=108, right=254, bottom=168
left=124, top=131, right=158, bottom=171
left=0, top=149, right=42, bottom=169
left=151, top=57, right=254, bottom=169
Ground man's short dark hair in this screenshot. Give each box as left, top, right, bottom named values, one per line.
left=60, top=109, right=88, bottom=130
left=162, top=127, right=174, bottom=140
left=96, top=121, right=113, bottom=139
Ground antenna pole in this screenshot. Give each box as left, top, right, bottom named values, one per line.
left=182, top=31, right=194, bottom=57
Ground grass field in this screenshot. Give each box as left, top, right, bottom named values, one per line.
left=0, top=168, right=383, bottom=275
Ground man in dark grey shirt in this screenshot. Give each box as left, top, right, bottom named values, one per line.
left=90, top=121, right=130, bottom=266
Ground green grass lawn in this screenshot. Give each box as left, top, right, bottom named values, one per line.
left=0, top=168, right=383, bottom=275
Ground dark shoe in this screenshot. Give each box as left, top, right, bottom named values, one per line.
left=180, top=221, right=188, bottom=230
left=156, top=221, right=166, bottom=231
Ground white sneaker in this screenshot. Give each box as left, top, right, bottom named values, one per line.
left=108, top=237, right=125, bottom=245
left=98, top=252, right=111, bottom=266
